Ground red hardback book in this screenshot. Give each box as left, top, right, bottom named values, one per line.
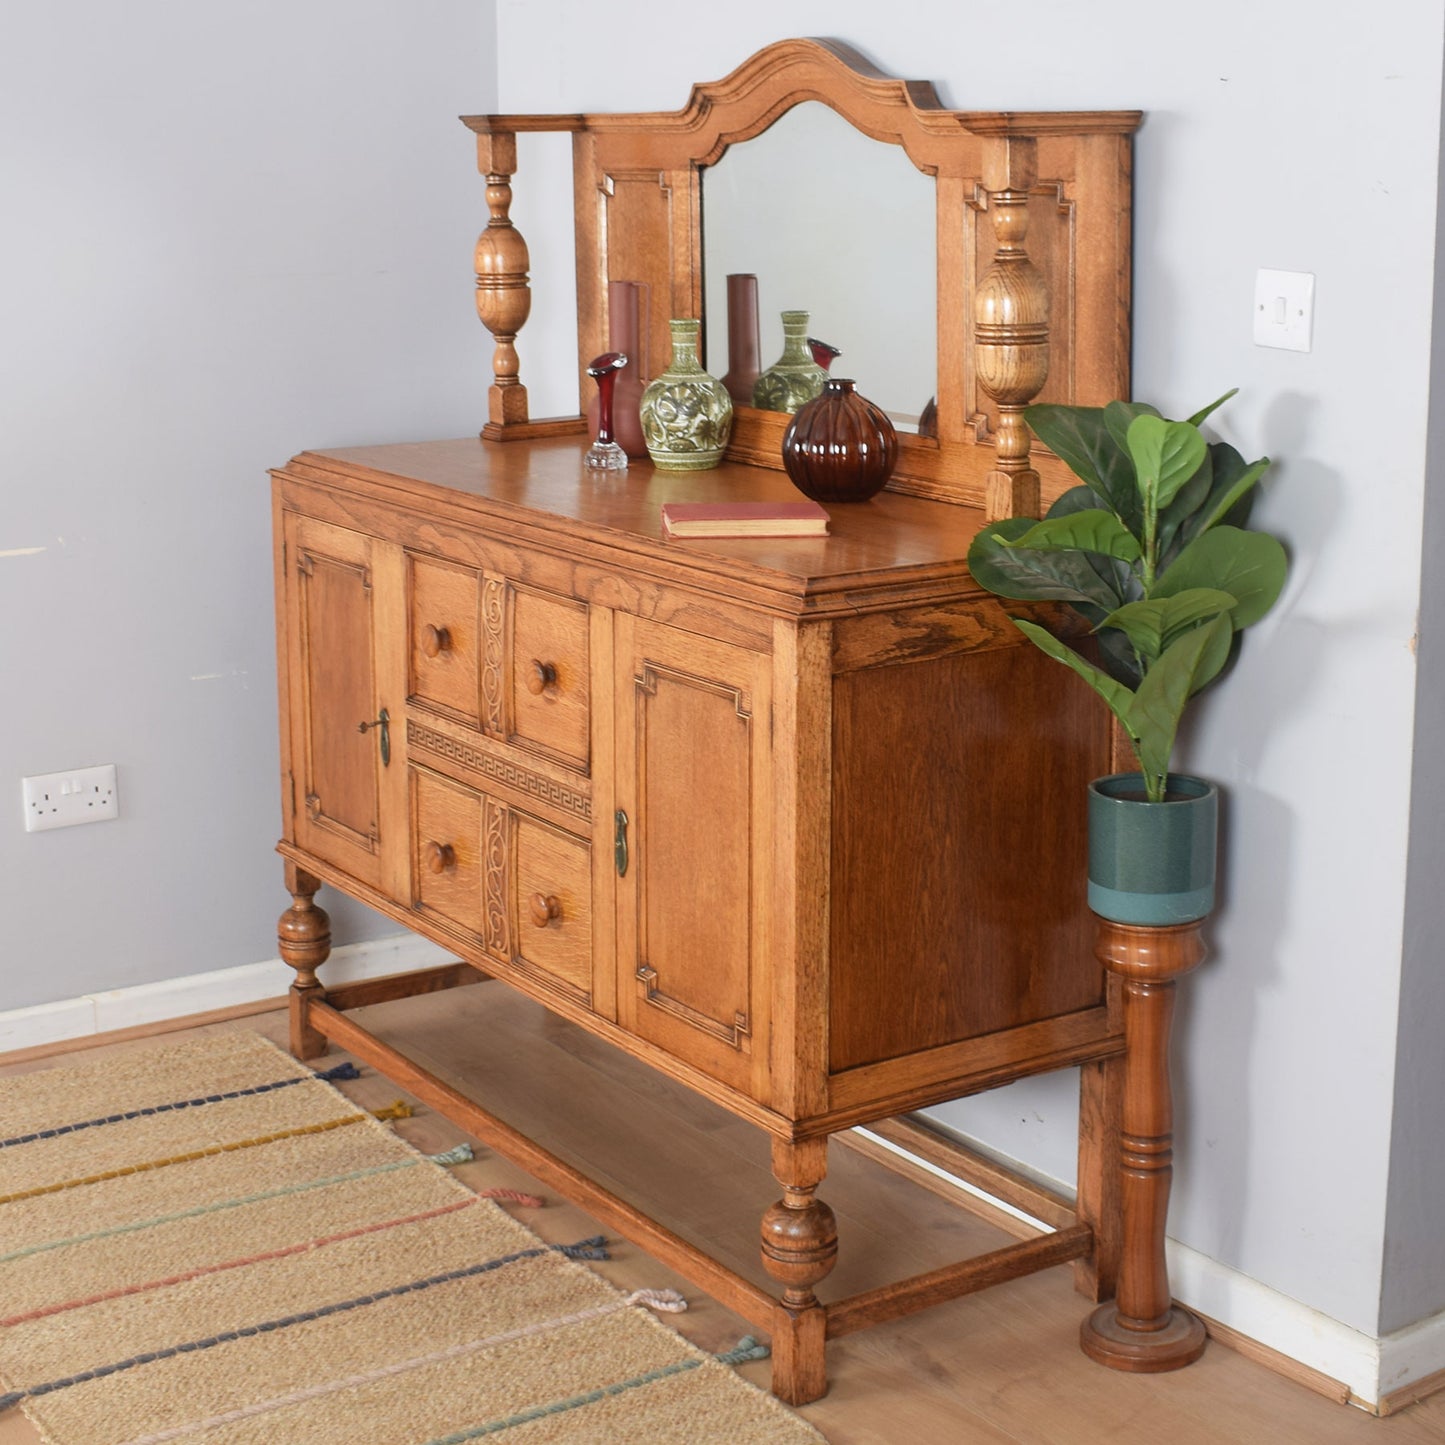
left=660, top=499, right=829, bottom=538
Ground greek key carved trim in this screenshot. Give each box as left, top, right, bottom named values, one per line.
left=407, top=720, right=591, bottom=822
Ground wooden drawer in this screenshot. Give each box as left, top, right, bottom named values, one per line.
left=408, top=555, right=481, bottom=726
left=507, top=584, right=590, bottom=772
left=410, top=767, right=484, bottom=939
left=511, top=813, right=592, bottom=1003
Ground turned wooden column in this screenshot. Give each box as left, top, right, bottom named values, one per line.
left=472, top=129, right=533, bottom=438
left=760, top=1136, right=838, bottom=1405
left=1081, top=918, right=1207, bottom=1371
left=974, top=135, right=1049, bottom=522
left=278, top=860, right=331, bottom=1061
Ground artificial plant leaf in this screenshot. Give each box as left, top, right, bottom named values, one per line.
left=1001, top=509, right=1143, bottom=564
left=1127, top=614, right=1232, bottom=798
left=1103, top=400, right=1162, bottom=452
left=1157, top=444, right=1214, bottom=560
left=1025, top=404, right=1142, bottom=532
left=1099, top=588, right=1236, bottom=663
left=967, top=519, right=1131, bottom=610
left=1187, top=603, right=1238, bottom=696
left=1011, top=619, right=1138, bottom=734
left=1185, top=388, right=1239, bottom=428
left=1153, top=526, right=1288, bottom=628
left=1046, top=483, right=1109, bottom=518
left=1194, top=455, right=1271, bottom=535
left=1097, top=625, right=1144, bottom=689
left=1126, top=414, right=1209, bottom=510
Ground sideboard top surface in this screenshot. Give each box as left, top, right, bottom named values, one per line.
left=280, top=436, right=996, bottom=612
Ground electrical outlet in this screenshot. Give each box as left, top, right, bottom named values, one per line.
left=23, top=765, right=119, bottom=832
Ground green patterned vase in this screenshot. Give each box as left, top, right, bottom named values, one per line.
left=639, top=318, right=734, bottom=471
left=752, top=310, right=828, bottom=413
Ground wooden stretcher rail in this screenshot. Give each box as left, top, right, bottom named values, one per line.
left=826, top=1225, right=1093, bottom=1339
left=308, top=990, right=1098, bottom=1368
left=308, top=998, right=781, bottom=1333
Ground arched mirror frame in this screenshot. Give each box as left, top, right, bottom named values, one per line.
left=463, top=38, right=1141, bottom=516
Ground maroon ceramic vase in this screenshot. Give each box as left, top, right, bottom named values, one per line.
left=781, top=378, right=898, bottom=502
left=720, top=273, right=761, bottom=407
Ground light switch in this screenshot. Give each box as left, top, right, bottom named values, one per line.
left=1254, top=269, right=1314, bottom=352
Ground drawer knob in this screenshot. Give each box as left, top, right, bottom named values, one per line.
left=529, top=892, right=562, bottom=927
left=526, top=659, right=558, bottom=696
left=421, top=624, right=452, bottom=658
left=424, top=841, right=456, bottom=874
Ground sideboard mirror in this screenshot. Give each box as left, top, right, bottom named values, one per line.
left=462, top=39, right=1141, bottom=515
left=700, top=98, right=937, bottom=432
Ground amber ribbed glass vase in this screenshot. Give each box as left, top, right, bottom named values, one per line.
left=781, top=378, right=898, bottom=502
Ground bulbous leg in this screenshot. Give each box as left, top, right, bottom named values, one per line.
left=760, top=1136, right=837, bottom=1405
left=1081, top=918, right=1207, bottom=1371
left=278, top=861, right=330, bottom=1060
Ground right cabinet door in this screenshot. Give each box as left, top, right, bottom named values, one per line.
left=613, top=615, right=773, bottom=1099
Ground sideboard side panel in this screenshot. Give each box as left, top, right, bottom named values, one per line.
left=828, top=640, right=1109, bottom=1073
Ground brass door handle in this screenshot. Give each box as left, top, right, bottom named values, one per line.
left=358, top=707, right=390, bottom=766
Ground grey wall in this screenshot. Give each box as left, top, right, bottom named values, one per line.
left=1, top=2, right=497, bottom=1009
left=495, top=0, right=1445, bottom=1340
left=1382, top=39, right=1445, bottom=1336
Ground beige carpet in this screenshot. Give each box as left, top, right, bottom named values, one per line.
left=0, top=1032, right=824, bottom=1444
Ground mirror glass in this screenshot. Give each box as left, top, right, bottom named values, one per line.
left=701, top=100, right=937, bottom=432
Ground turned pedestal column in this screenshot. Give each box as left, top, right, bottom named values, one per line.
left=1080, top=917, right=1208, bottom=1371
left=278, top=860, right=331, bottom=1061
left=760, top=1137, right=837, bottom=1405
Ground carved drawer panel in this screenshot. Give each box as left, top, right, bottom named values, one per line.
left=505, top=583, right=590, bottom=773
left=408, top=555, right=481, bottom=726
left=410, top=767, right=484, bottom=939
left=511, top=813, right=592, bottom=1003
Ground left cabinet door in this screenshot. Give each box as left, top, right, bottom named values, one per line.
left=279, top=513, right=408, bottom=899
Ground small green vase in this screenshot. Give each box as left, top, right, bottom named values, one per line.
left=1087, top=773, right=1218, bottom=926
left=752, top=310, right=828, bottom=413
left=639, top=318, right=733, bottom=471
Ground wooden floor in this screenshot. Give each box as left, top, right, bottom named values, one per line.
left=4, top=984, right=1444, bottom=1445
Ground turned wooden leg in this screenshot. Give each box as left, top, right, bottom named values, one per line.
left=1074, top=1042, right=1123, bottom=1303
left=760, top=1136, right=837, bottom=1405
left=1081, top=918, right=1207, bottom=1371
left=278, top=861, right=331, bottom=1060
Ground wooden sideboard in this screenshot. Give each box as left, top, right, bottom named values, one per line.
left=271, top=434, right=1126, bottom=1401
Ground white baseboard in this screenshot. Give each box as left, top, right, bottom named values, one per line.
left=0, top=933, right=455, bottom=1056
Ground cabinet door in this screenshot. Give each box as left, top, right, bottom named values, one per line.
left=614, top=616, right=773, bottom=1099
left=280, top=513, right=407, bottom=897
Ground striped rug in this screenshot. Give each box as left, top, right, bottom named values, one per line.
left=0, top=1032, right=824, bottom=1444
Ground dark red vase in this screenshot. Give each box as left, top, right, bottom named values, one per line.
left=782, top=378, right=898, bottom=502
left=586, top=280, right=648, bottom=457
left=721, top=273, right=761, bottom=407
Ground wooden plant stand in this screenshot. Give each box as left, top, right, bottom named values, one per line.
left=1080, top=917, right=1208, bottom=1371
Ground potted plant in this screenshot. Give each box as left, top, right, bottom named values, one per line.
left=966, top=390, right=1288, bottom=925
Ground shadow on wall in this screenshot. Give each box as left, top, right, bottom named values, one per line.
left=1173, top=390, right=1341, bottom=1263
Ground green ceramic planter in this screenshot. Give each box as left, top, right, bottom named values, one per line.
left=1087, top=773, right=1218, bottom=926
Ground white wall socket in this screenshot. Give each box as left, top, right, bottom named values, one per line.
left=23, top=765, right=119, bottom=832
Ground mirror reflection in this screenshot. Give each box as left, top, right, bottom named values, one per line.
left=701, top=100, right=937, bottom=431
